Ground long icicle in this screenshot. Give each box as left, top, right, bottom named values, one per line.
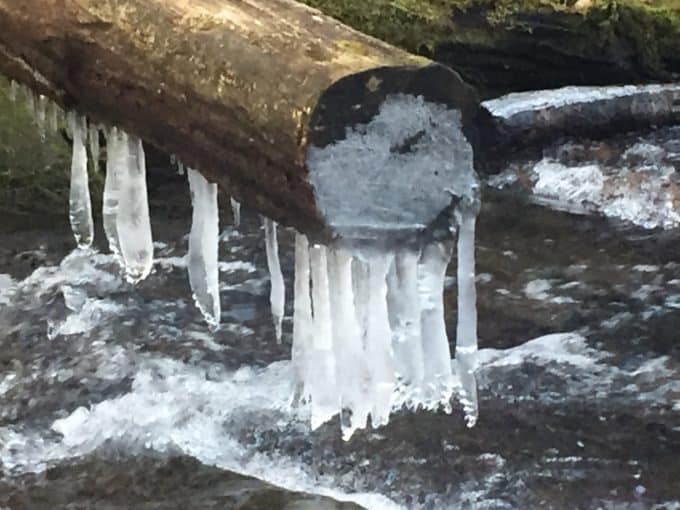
left=455, top=199, right=480, bottom=427
left=263, top=217, right=285, bottom=342
left=116, top=134, right=154, bottom=283
left=309, top=244, right=338, bottom=429
left=187, top=168, right=221, bottom=329
left=418, top=240, right=454, bottom=410
left=292, top=233, right=312, bottom=404
left=68, top=113, right=94, bottom=249
left=328, top=246, right=369, bottom=439
left=88, top=123, right=100, bottom=173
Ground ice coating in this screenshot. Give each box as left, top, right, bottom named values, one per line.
left=115, top=133, right=154, bottom=284
left=103, top=128, right=126, bottom=260
left=187, top=168, right=221, bottom=329
left=230, top=197, right=241, bottom=227
left=263, top=218, right=285, bottom=342
left=454, top=199, right=480, bottom=427
left=306, top=93, right=476, bottom=238
left=67, top=113, right=94, bottom=249
left=291, top=233, right=312, bottom=402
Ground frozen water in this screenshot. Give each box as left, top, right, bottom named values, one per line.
left=454, top=199, right=480, bottom=427
left=307, top=93, right=476, bottom=238
left=230, top=197, right=241, bottom=227
left=292, top=233, right=312, bottom=402
left=483, top=83, right=680, bottom=118
left=418, top=241, right=454, bottom=409
left=115, top=133, right=154, bottom=283
left=67, top=113, right=94, bottom=249
left=103, top=128, right=126, bottom=260
left=263, top=218, right=285, bottom=342
left=187, top=168, right=221, bottom=329
left=308, top=244, right=339, bottom=429
left=35, top=94, right=47, bottom=140
left=88, top=123, right=100, bottom=172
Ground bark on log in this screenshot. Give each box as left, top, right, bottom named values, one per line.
left=0, top=0, right=496, bottom=241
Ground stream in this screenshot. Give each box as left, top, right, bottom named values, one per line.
left=0, top=123, right=679, bottom=509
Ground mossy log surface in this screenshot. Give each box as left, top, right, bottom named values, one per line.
left=303, top=0, right=680, bottom=98
left=1, top=0, right=486, bottom=240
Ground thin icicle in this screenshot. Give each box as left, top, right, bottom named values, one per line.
left=177, top=161, right=185, bottom=176
left=364, top=251, right=396, bottom=427
left=88, top=123, right=100, bottom=172
left=103, top=128, right=126, bottom=260
left=387, top=250, right=424, bottom=406
left=455, top=199, right=480, bottom=427
left=327, top=246, right=370, bottom=439
left=230, top=197, right=241, bottom=227
left=116, top=134, right=154, bottom=284
left=292, top=233, right=312, bottom=404
left=309, top=244, right=338, bottom=429
left=263, top=218, right=285, bottom=342
left=67, top=113, right=94, bottom=249
left=417, top=240, right=454, bottom=410
left=187, top=168, right=221, bottom=329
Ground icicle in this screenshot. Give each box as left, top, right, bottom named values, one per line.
left=35, top=95, right=47, bottom=140
left=187, top=168, right=221, bottom=329
left=230, top=197, right=241, bottom=227
left=417, top=241, right=454, bottom=410
left=292, top=233, right=313, bottom=404
left=8, top=80, right=18, bottom=102
left=455, top=199, right=480, bottom=427
left=364, top=251, right=396, bottom=427
left=309, top=244, right=339, bottom=429
left=103, top=128, right=125, bottom=260
left=67, top=113, right=94, bottom=249
left=387, top=250, right=424, bottom=406
left=88, top=123, right=100, bottom=172
left=24, top=90, right=35, bottom=117
left=177, top=161, right=185, bottom=176
left=327, top=246, right=370, bottom=439
left=116, top=134, right=154, bottom=283
left=263, top=218, right=285, bottom=342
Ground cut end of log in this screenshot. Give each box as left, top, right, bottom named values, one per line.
left=305, top=63, right=489, bottom=242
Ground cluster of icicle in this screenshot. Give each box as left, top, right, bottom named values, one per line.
left=289, top=202, right=479, bottom=439
left=11, top=80, right=222, bottom=329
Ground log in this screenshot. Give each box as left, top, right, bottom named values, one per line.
left=302, top=0, right=680, bottom=98
left=0, top=0, right=497, bottom=242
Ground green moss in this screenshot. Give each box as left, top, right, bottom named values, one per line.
left=301, top=0, right=680, bottom=71
left=0, top=76, right=103, bottom=217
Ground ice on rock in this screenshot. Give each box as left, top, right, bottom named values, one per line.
left=308, top=244, right=339, bottom=429
left=187, top=168, right=221, bottom=329
left=88, top=123, right=100, bottom=172
left=454, top=198, right=480, bottom=427
left=263, top=218, right=285, bottom=342
left=418, top=241, right=454, bottom=409
left=67, top=113, right=94, bottom=249
left=230, top=197, right=241, bottom=227
left=115, top=133, right=154, bottom=283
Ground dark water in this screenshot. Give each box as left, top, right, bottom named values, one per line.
left=0, top=153, right=678, bottom=509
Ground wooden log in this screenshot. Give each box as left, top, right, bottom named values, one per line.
left=0, top=0, right=499, bottom=242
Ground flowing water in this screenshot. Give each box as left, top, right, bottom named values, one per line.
left=0, top=129, right=679, bottom=508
